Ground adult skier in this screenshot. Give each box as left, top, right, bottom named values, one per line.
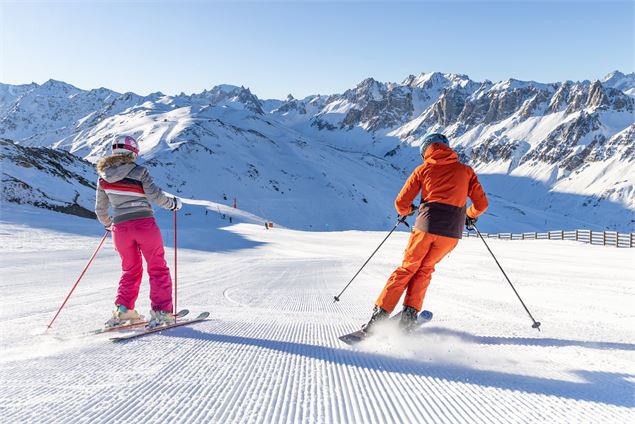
left=95, top=135, right=183, bottom=328
left=363, top=133, right=488, bottom=333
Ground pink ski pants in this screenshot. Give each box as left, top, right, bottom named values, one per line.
left=112, top=217, right=173, bottom=312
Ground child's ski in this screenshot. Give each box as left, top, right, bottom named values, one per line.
left=110, top=312, right=209, bottom=342
left=92, top=309, right=189, bottom=334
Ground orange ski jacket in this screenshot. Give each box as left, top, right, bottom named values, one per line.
left=395, top=142, right=488, bottom=239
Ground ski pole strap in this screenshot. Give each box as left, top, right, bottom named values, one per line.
left=398, top=215, right=410, bottom=228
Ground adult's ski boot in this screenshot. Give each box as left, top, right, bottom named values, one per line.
left=399, top=306, right=419, bottom=333
left=362, top=306, right=389, bottom=334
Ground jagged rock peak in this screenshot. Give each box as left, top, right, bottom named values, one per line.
left=603, top=70, right=635, bottom=82
left=601, top=70, right=635, bottom=94
left=353, top=78, right=384, bottom=95
left=357, top=77, right=379, bottom=87
left=39, top=79, right=80, bottom=93
left=490, top=78, right=547, bottom=91
left=402, top=72, right=439, bottom=87
left=587, top=80, right=610, bottom=108
left=200, top=84, right=264, bottom=114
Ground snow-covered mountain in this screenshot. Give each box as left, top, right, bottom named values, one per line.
left=1, top=71, right=633, bottom=232
left=270, top=72, right=634, bottom=231
left=602, top=71, right=635, bottom=97
left=0, top=138, right=96, bottom=218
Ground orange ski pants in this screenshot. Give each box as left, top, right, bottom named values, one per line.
left=376, top=229, right=458, bottom=312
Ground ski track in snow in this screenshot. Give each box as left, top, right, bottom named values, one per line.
left=1, top=213, right=634, bottom=423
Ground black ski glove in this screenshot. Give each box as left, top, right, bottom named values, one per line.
left=406, top=204, right=417, bottom=216
left=465, top=215, right=477, bottom=230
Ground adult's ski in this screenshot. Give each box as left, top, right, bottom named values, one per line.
left=92, top=309, right=189, bottom=334
left=339, top=310, right=433, bottom=346
left=110, top=312, right=209, bottom=342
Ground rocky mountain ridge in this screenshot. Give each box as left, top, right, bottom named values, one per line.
left=1, top=71, right=633, bottom=231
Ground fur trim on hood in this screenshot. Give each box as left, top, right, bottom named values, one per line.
left=96, top=153, right=136, bottom=174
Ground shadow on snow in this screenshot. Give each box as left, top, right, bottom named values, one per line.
left=423, top=327, right=635, bottom=351
left=160, top=326, right=634, bottom=408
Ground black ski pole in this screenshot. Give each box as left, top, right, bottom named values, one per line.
left=333, top=216, right=410, bottom=303
left=472, top=224, right=541, bottom=331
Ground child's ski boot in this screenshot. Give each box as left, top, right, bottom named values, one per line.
left=148, top=310, right=176, bottom=329
left=105, top=305, right=142, bottom=328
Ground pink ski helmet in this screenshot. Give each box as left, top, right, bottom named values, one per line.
left=112, top=135, right=140, bottom=158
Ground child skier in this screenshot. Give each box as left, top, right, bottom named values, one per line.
left=363, top=133, right=488, bottom=334
left=95, top=135, right=182, bottom=328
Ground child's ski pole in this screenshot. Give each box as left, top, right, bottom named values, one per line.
left=173, top=209, right=178, bottom=321
left=46, top=231, right=109, bottom=330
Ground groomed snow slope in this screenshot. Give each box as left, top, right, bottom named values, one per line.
left=1, top=207, right=634, bottom=423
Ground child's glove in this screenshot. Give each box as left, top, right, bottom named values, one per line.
left=171, top=197, right=183, bottom=211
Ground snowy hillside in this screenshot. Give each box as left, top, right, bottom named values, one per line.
left=1, top=70, right=633, bottom=232
left=0, top=138, right=96, bottom=218
left=1, top=207, right=633, bottom=422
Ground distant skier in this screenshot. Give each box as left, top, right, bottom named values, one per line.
left=363, top=133, right=488, bottom=333
left=95, top=135, right=182, bottom=328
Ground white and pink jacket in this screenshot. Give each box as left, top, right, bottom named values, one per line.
left=95, top=157, right=175, bottom=227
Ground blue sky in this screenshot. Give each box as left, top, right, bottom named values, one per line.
left=1, top=0, right=633, bottom=99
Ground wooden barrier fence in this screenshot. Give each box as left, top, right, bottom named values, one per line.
left=462, top=229, right=635, bottom=248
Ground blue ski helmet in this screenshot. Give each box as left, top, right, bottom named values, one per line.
left=419, top=133, right=449, bottom=156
